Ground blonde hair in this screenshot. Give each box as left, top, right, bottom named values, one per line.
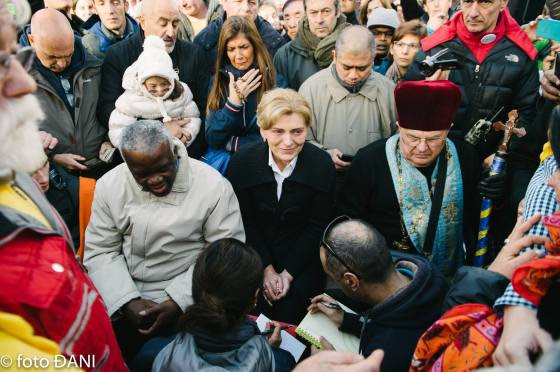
left=256, top=88, right=311, bottom=130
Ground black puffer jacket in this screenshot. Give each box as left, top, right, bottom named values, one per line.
left=194, top=15, right=285, bottom=73
left=405, top=15, right=539, bottom=159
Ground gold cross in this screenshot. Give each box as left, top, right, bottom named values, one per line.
left=492, top=110, right=525, bottom=152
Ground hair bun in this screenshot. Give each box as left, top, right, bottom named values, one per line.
left=143, top=35, right=166, bottom=51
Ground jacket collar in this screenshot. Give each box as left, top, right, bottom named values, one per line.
left=421, top=8, right=537, bottom=60
left=229, top=142, right=333, bottom=193
left=169, top=138, right=191, bottom=193
left=326, top=65, right=379, bottom=103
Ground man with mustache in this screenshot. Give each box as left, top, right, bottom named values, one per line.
left=299, top=26, right=396, bottom=174
left=366, top=7, right=400, bottom=74
left=81, top=0, right=139, bottom=59
left=98, top=0, right=210, bottom=159
left=0, top=0, right=126, bottom=368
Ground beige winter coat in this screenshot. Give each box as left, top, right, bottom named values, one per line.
left=299, top=66, right=397, bottom=156
left=84, top=140, right=245, bottom=315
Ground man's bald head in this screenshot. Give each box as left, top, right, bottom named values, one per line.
left=322, top=219, right=394, bottom=283
left=335, top=25, right=375, bottom=58
left=29, top=9, right=74, bottom=73
left=139, top=0, right=180, bottom=53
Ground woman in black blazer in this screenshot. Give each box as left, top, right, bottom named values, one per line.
left=227, top=88, right=336, bottom=324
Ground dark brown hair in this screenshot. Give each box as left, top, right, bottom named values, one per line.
left=359, top=0, right=392, bottom=25
left=206, top=16, right=276, bottom=113
left=392, top=19, right=427, bottom=43
left=179, top=239, right=264, bottom=334
left=167, top=79, right=185, bottom=101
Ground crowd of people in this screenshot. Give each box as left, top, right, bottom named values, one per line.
left=1, top=0, right=560, bottom=370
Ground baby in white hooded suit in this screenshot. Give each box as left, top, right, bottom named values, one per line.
left=108, top=35, right=201, bottom=147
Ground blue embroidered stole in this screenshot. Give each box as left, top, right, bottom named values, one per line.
left=385, top=134, right=464, bottom=276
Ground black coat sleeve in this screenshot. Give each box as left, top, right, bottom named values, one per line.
left=338, top=147, right=374, bottom=218
left=443, top=266, right=509, bottom=313
left=184, top=45, right=210, bottom=159
left=97, top=46, right=125, bottom=128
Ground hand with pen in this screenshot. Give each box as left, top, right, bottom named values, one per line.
left=263, top=265, right=293, bottom=303
left=308, top=294, right=344, bottom=328
left=263, top=321, right=285, bottom=347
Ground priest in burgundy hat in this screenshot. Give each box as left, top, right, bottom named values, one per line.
left=339, top=80, right=482, bottom=277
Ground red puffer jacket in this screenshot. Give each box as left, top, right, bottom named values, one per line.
left=0, top=231, right=127, bottom=371
left=0, top=172, right=127, bottom=371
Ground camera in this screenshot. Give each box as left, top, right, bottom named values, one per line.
left=419, top=48, right=463, bottom=77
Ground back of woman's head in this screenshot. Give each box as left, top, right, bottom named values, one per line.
left=206, top=16, right=276, bottom=112
left=180, top=238, right=264, bottom=334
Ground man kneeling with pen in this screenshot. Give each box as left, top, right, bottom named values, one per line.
left=308, top=216, right=449, bottom=371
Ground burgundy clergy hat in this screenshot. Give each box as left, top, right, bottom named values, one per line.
left=394, top=80, right=462, bottom=131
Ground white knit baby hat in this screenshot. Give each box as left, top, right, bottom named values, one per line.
left=136, top=35, right=179, bottom=86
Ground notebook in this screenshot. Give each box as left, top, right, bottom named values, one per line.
left=295, top=297, right=361, bottom=353
left=255, top=314, right=306, bottom=362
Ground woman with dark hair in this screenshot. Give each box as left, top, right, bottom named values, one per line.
left=203, top=16, right=283, bottom=173
left=226, top=88, right=336, bottom=324
left=152, top=238, right=295, bottom=371
left=359, top=0, right=392, bottom=25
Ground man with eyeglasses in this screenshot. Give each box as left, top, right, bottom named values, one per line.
left=339, top=80, right=503, bottom=277
left=274, top=0, right=349, bottom=90
left=308, top=217, right=448, bottom=371
left=300, top=25, right=396, bottom=175
left=366, top=7, right=400, bottom=74
left=0, top=0, right=126, bottom=368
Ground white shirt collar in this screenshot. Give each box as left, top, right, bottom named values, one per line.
left=268, top=148, right=298, bottom=177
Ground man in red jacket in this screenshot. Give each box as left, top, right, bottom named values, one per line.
left=0, top=1, right=126, bottom=370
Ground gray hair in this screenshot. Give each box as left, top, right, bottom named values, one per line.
left=120, top=120, right=174, bottom=155
left=303, top=0, right=340, bottom=14
left=324, top=219, right=393, bottom=283
left=335, top=25, right=376, bottom=58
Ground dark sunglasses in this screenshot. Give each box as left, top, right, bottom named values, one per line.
left=0, top=46, right=35, bottom=78
left=321, top=215, right=361, bottom=279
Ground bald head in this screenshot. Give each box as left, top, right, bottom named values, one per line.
left=323, top=219, right=393, bottom=283
left=139, top=0, right=180, bottom=53
left=335, top=25, right=376, bottom=57
left=29, top=9, right=74, bottom=73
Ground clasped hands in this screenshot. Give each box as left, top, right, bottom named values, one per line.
left=263, top=265, right=293, bottom=302
left=122, top=298, right=181, bottom=337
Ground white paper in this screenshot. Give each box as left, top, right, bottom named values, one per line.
left=255, top=313, right=306, bottom=362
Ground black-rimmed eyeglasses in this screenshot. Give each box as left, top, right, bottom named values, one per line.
left=321, top=215, right=361, bottom=279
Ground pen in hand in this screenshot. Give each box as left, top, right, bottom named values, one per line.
left=320, top=301, right=342, bottom=310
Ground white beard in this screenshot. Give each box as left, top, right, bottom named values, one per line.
left=0, top=94, right=47, bottom=174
